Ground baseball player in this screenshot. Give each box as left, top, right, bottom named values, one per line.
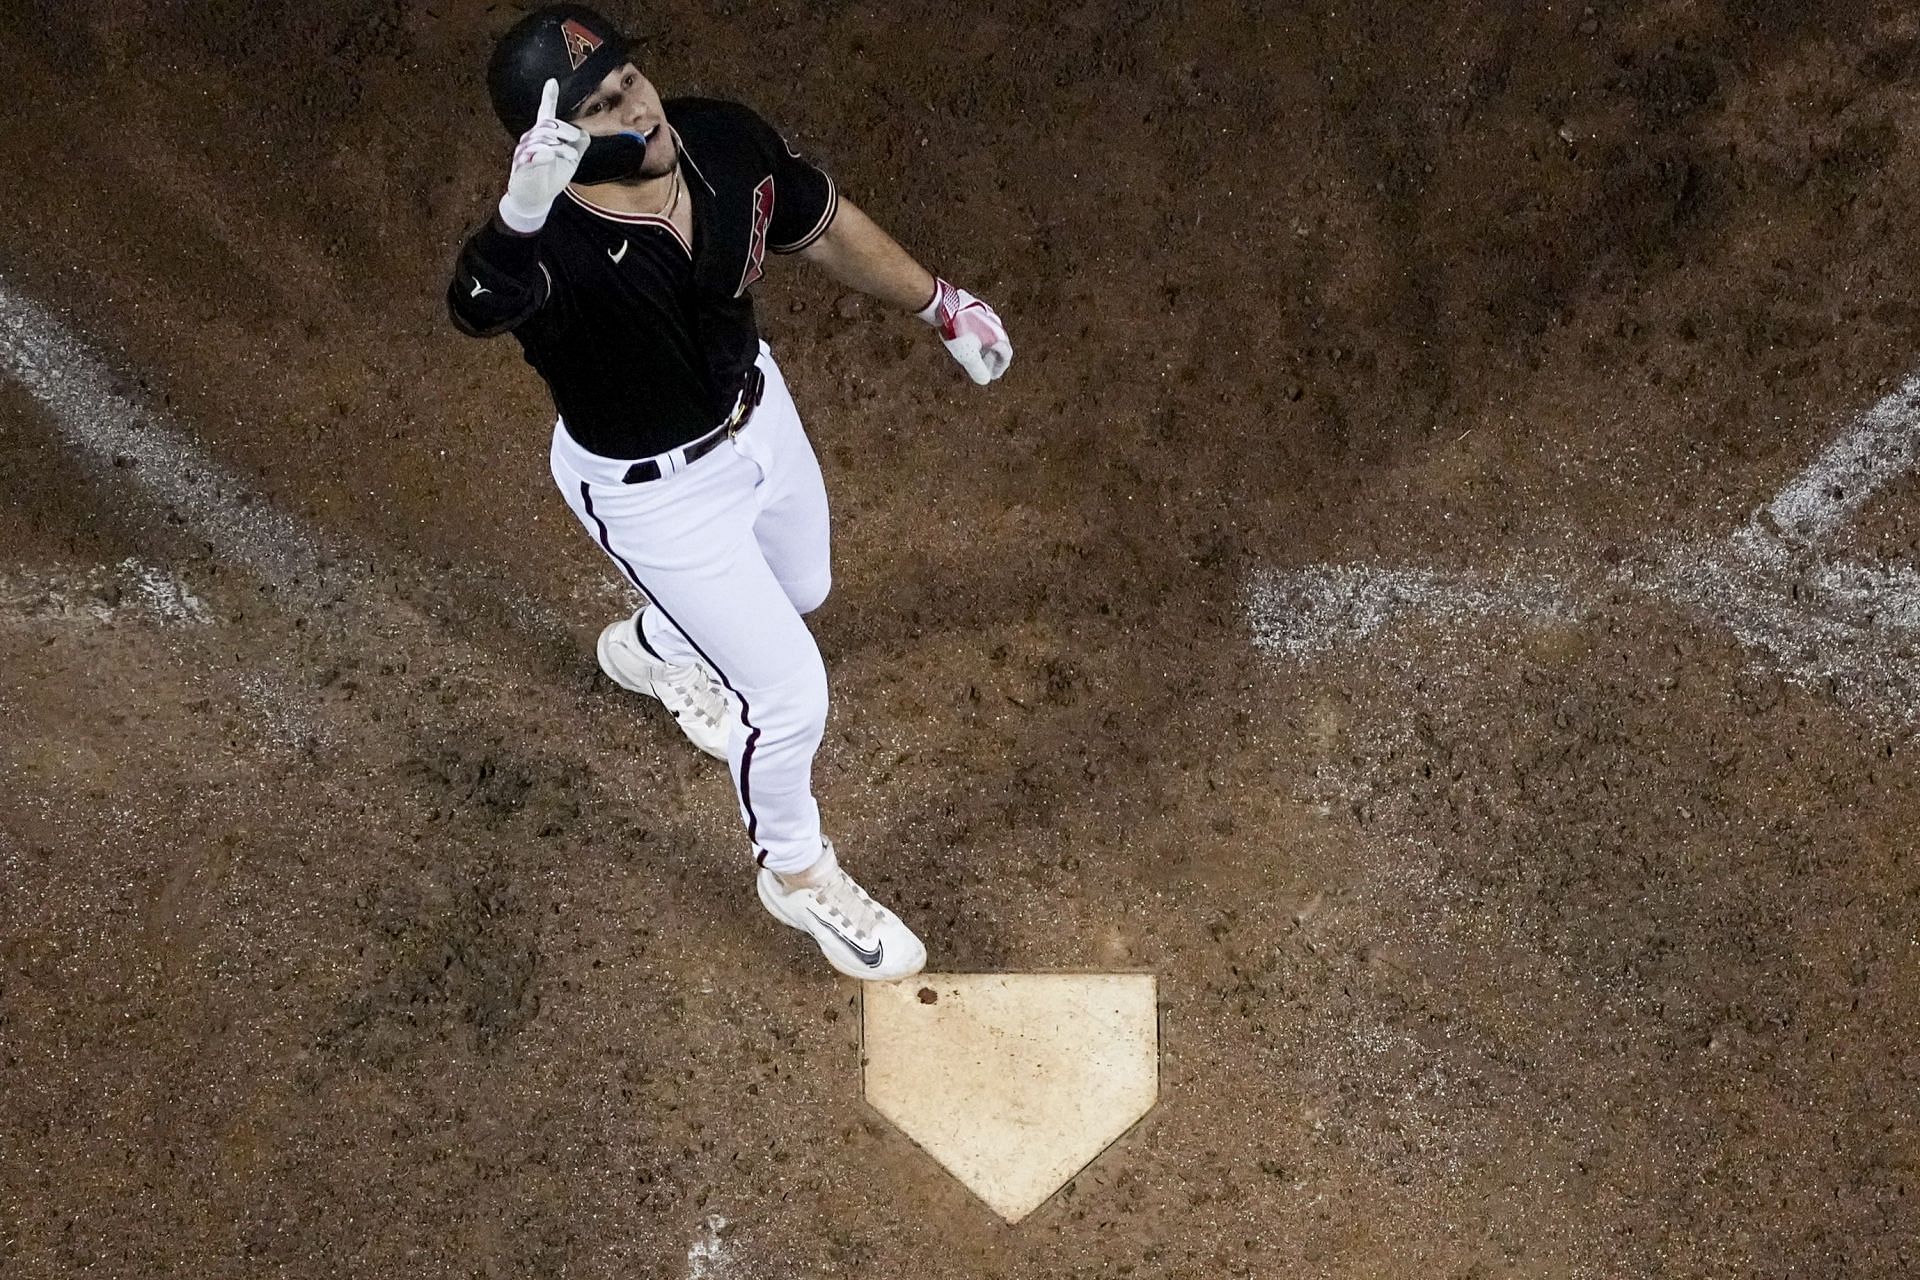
left=446, top=5, right=1012, bottom=982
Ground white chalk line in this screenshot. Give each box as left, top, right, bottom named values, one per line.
left=0, top=278, right=338, bottom=593
left=1760, top=369, right=1920, bottom=546
left=0, top=275, right=693, bottom=785
left=0, top=558, right=212, bottom=626
left=685, top=1214, right=731, bottom=1279
left=0, top=274, right=603, bottom=646
left=1250, top=368, right=1920, bottom=722
left=1655, top=540, right=1920, bottom=713
left=1246, top=562, right=1588, bottom=659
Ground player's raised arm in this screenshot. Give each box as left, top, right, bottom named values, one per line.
left=446, top=77, right=586, bottom=337
left=797, top=195, right=1013, bottom=385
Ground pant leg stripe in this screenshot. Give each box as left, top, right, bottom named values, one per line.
left=631, top=626, right=667, bottom=663
left=580, top=481, right=766, bottom=848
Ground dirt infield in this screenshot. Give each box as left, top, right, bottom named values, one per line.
left=3, top=1, right=1917, bottom=1276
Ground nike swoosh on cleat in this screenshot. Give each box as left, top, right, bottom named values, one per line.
left=807, top=910, right=883, bottom=967
left=468, top=277, right=490, bottom=297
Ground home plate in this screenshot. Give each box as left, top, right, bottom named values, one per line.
left=861, top=973, right=1159, bottom=1223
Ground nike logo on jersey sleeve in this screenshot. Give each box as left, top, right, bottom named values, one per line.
left=608, top=239, right=629, bottom=264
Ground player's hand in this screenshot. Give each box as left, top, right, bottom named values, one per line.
left=499, top=79, right=587, bottom=233
left=917, top=279, right=1012, bottom=385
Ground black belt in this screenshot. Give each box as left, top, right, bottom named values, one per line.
left=621, top=366, right=767, bottom=484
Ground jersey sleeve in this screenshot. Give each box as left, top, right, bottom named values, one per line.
left=446, top=216, right=556, bottom=337
left=734, top=106, right=839, bottom=254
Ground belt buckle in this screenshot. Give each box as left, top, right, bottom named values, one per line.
left=725, top=369, right=761, bottom=440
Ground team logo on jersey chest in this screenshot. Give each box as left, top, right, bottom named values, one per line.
left=735, top=176, right=776, bottom=297
left=560, top=19, right=602, bottom=70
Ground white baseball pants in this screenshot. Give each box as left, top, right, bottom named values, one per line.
left=550, top=343, right=832, bottom=875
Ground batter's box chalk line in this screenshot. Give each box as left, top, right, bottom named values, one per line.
left=0, top=558, right=213, bottom=626
left=0, top=278, right=331, bottom=590
left=0, top=276, right=565, bottom=637
left=1247, top=368, right=1920, bottom=725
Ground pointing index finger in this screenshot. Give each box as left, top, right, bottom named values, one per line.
left=538, top=77, right=559, bottom=123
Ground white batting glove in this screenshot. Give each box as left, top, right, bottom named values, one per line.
left=499, top=78, right=587, bottom=233
left=917, top=278, right=1012, bottom=385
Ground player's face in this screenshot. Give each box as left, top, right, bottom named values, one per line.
left=571, top=62, right=676, bottom=179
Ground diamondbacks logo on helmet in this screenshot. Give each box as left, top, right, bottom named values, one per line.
left=561, top=18, right=603, bottom=69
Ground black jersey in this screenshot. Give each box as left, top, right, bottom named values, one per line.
left=447, top=97, right=838, bottom=459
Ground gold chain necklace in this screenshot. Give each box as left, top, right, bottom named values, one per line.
left=648, top=163, right=682, bottom=219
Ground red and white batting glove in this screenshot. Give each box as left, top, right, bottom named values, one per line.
left=499, top=79, right=587, bottom=234
left=917, top=278, right=1012, bottom=385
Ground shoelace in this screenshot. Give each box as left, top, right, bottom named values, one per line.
left=654, top=662, right=728, bottom=727
left=809, top=871, right=885, bottom=944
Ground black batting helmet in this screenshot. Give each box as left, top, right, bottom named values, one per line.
left=487, top=4, right=633, bottom=135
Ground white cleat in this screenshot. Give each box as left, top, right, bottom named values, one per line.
left=596, top=610, right=730, bottom=759
left=757, top=839, right=928, bottom=981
